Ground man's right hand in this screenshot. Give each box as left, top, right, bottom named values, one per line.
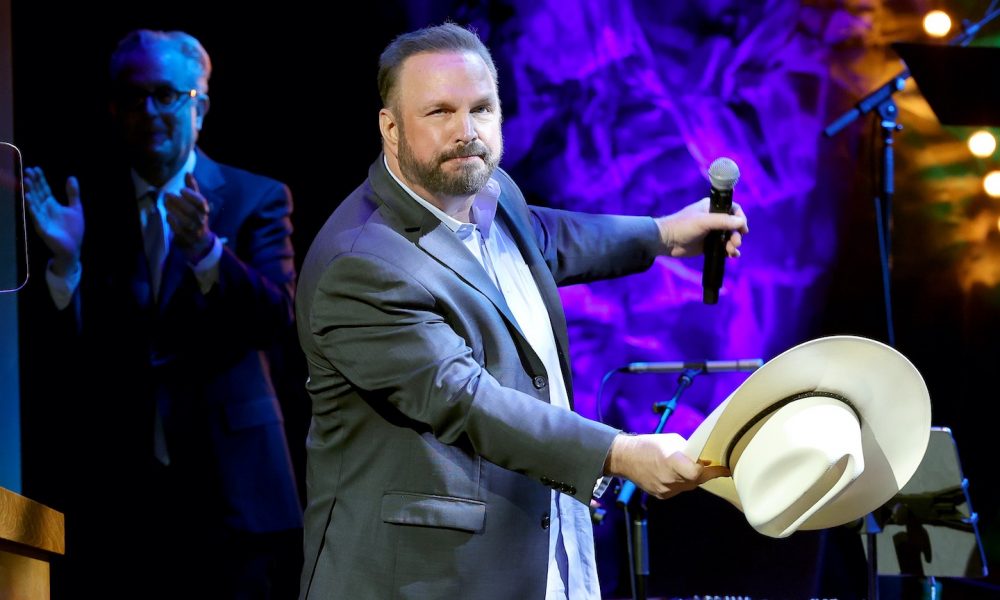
left=24, top=167, right=84, bottom=276
left=604, top=432, right=729, bottom=500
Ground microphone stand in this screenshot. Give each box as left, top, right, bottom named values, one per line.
left=616, top=367, right=703, bottom=600
left=823, top=6, right=1000, bottom=348
left=825, top=71, right=905, bottom=348
left=823, top=9, right=1000, bottom=599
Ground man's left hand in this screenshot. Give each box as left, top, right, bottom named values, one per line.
left=166, top=172, right=214, bottom=262
left=655, top=197, right=748, bottom=258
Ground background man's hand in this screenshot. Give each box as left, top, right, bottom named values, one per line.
left=24, top=167, right=85, bottom=276
left=165, top=172, right=214, bottom=262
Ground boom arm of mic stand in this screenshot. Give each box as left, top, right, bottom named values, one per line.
left=824, top=6, right=1000, bottom=138
left=824, top=72, right=908, bottom=137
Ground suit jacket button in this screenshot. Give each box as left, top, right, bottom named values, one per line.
left=541, top=514, right=550, bottom=530
left=532, top=375, right=547, bottom=389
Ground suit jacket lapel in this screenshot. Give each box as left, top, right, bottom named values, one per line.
left=368, top=157, right=528, bottom=344
left=495, top=194, right=575, bottom=402
left=495, top=196, right=569, bottom=350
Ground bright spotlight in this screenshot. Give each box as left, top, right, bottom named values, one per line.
left=985, top=171, right=1000, bottom=198
left=969, top=131, right=997, bottom=158
left=923, top=10, right=952, bottom=37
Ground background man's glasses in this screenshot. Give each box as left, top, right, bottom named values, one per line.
left=115, top=86, right=200, bottom=113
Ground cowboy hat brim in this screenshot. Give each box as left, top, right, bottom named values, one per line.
left=685, top=336, right=931, bottom=535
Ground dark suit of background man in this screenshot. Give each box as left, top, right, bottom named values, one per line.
left=296, top=23, right=747, bottom=600
left=23, top=30, right=302, bottom=599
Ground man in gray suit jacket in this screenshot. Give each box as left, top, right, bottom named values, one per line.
left=296, top=23, right=746, bottom=599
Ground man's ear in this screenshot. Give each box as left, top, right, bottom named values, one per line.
left=195, top=94, right=210, bottom=131
left=379, top=107, right=399, bottom=153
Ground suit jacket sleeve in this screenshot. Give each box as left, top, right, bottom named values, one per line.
left=190, top=179, right=295, bottom=350
left=310, top=251, right=619, bottom=505
left=490, top=168, right=664, bottom=286
left=529, top=205, right=664, bottom=286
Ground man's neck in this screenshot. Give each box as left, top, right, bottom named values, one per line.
left=134, top=157, right=186, bottom=188
left=132, top=150, right=197, bottom=197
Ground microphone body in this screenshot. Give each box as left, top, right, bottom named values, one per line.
left=624, top=359, right=763, bottom=374
left=703, top=158, right=740, bottom=304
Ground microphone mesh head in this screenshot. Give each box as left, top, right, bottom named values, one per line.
left=709, top=157, right=740, bottom=190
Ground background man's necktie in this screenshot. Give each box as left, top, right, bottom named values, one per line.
left=139, top=189, right=165, bottom=299
left=139, top=189, right=171, bottom=464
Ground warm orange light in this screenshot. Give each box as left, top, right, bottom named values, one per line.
left=968, top=131, right=997, bottom=158
left=923, top=10, right=952, bottom=37
left=985, top=171, right=1000, bottom=198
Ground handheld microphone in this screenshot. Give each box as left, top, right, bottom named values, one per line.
left=623, top=359, right=763, bottom=374
left=703, top=157, right=740, bottom=304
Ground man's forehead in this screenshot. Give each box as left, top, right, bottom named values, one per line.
left=397, top=51, right=496, bottom=98
left=400, top=51, right=491, bottom=81
left=116, top=47, right=196, bottom=84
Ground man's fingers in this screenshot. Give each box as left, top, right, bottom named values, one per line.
left=726, top=231, right=743, bottom=257
left=167, top=188, right=209, bottom=219
left=184, top=172, right=200, bottom=194
left=179, top=188, right=209, bottom=216
left=670, top=452, right=705, bottom=482
left=65, top=176, right=81, bottom=207
left=164, top=192, right=203, bottom=222
left=166, top=212, right=192, bottom=238
left=731, top=202, right=749, bottom=233
left=38, top=172, right=54, bottom=202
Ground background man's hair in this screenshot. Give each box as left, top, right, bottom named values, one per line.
left=110, top=29, right=212, bottom=93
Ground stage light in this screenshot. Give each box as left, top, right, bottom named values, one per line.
left=968, top=131, right=997, bottom=158
left=984, top=171, right=1000, bottom=198
left=923, top=10, right=952, bottom=37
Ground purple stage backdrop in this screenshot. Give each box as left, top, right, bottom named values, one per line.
left=454, top=1, right=865, bottom=436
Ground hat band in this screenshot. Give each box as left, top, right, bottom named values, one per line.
left=723, top=390, right=861, bottom=467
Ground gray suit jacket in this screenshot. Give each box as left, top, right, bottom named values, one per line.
left=296, top=156, right=663, bottom=599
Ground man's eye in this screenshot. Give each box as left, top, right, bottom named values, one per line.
left=153, top=88, right=180, bottom=105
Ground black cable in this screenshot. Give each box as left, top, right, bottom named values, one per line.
left=595, top=367, right=623, bottom=425
left=623, top=503, right=638, bottom=600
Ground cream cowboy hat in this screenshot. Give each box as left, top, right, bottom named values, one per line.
left=685, top=336, right=931, bottom=538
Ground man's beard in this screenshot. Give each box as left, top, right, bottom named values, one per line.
left=398, top=129, right=502, bottom=197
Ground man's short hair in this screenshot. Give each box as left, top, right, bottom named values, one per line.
left=110, top=29, right=212, bottom=93
left=378, top=22, right=498, bottom=110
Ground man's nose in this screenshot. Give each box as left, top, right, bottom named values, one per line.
left=455, top=113, right=477, bottom=144
left=141, top=95, right=162, bottom=116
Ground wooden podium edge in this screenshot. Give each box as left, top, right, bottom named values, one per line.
left=0, top=486, right=65, bottom=556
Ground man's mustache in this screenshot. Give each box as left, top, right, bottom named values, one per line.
left=439, top=142, right=490, bottom=162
